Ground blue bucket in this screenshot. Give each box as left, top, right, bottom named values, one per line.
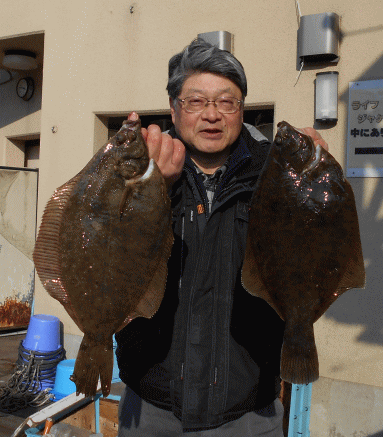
left=52, top=359, right=77, bottom=400
left=24, top=314, right=61, bottom=353
left=25, top=426, right=42, bottom=435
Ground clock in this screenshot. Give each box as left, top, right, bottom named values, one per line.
left=16, top=77, right=35, bottom=101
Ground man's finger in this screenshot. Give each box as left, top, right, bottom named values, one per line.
left=157, top=134, right=178, bottom=175
left=127, top=111, right=139, bottom=121
left=146, top=124, right=163, bottom=161
left=300, top=127, right=329, bottom=151
left=172, top=139, right=186, bottom=168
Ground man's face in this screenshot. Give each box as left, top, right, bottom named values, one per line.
left=170, top=72, right=244, bottom=157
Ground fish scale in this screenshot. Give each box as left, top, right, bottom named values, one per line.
left=242, top=121, right=365, bottom=385
left=33, top=119, right=173, bottom=397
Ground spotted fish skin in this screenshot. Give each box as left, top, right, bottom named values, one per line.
left=33, top=119, right=173, bottom=397
left=242, top=121, right=365, bottom=385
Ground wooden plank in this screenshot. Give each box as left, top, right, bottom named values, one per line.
left=279, top=380, right=292, bottom=437
left=61, top=401, right=96, bottom=433
left=99, top=399, right=119, bottom=437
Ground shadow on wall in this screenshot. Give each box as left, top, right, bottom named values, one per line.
left=0, top=68, right=42, bottom=130
left=324, top=53, right=383, bottom=346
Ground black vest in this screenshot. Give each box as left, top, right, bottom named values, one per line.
left=115, top=125, right=285, bottom=431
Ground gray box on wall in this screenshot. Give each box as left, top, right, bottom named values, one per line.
left=198, top=31, right=233, bottom=53
left=297, top=12, right=340, bottom=63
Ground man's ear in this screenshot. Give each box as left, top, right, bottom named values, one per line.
left=169, top=97, right=176, bottom=124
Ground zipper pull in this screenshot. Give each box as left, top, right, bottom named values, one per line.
left=197, top=204, right=205, bottom=215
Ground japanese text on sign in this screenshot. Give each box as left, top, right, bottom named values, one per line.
left=352, top=101, right=383, bottom=125
left=347, top=80, right=383, bottom=177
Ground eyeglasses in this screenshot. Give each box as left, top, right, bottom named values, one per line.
left=177, top=96, right=243, bottom=114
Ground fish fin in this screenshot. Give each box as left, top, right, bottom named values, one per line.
left=135, top=227, right=174, bottom=319
left=116, top=227, right=174, bottom=330
left=71, top=334, right=113, bottom=397
left=313, top=217, right=366, bottom=323
left=337, top=239, right=366, bottom=291
left=280, top=319, right=319, bottom=384
left=33, top=176, right=84, bottom=332
left=242, top=239, right=284, bottom=320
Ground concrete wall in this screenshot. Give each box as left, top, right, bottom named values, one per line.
left=311, top=376, right=383, bottom=437
left=1, top=0, right=383, bottom=433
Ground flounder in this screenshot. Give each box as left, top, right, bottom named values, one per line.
left=33, top=119, right=173, bottom=397
left=242, top=121, right=365, bottom=384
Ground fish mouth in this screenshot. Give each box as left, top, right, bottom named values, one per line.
left=301, top=145, right=322, bottom=174
left=137, top=159, right=155, bottom=182
left=121, top=158, right=154, bottom=185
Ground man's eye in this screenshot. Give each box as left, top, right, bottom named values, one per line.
left=219, top=98, right=234, bottom=106
left=188, top=98, right=205, bottom=105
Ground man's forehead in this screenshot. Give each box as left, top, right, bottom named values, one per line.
left=180, top=73, right=242, bottom=98
left=183, top=86, right=234, bottom=95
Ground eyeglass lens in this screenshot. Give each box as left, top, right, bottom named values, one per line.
left=181, top=97, right=241, bottom=113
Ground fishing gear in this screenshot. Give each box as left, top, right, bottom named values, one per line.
left=0, top=340, right=65, bottom=413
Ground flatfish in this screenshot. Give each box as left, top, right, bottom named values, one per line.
left=33, top=119, right=173, bottom=397
left=242, top=121, right=365, bottom=384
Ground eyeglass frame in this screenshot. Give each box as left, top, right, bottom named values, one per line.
left=176, top=95, right=244, bottom=114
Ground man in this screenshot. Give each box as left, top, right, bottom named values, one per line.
left=116, top=39, right=327, bottom=436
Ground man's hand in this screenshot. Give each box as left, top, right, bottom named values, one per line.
left=298, top=127, right=329, bottom=151
left=128, top=112, right=185, bottom=188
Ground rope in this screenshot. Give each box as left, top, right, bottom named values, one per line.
left=0, top=340, right=66, bottom=413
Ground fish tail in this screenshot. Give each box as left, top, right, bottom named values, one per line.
left=70, top=335, right=113, bottom=397
left=280, top=320, right=319, bottom=385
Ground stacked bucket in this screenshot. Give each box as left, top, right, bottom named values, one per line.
left=18, top=314, right=66, bottom=392
left=51, top=359, right=77, bottom=400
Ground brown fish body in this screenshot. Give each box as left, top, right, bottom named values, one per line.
left=242, top=121, right=365, bottom=384
left=33, top=120, right=173, bottom=397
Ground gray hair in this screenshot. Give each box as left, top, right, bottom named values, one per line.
left=166, top=38, right=247, bottom=100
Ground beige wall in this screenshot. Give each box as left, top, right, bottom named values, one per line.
left=1, top=0, right=382, bottom=392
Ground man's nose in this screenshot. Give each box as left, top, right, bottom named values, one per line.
left=201, top=102, right=222, bottom=120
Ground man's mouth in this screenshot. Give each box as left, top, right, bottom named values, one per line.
left=199, top=128, right=223, bottom=135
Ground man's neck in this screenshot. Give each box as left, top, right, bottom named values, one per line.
left=190, top=151, right=229, bottom=175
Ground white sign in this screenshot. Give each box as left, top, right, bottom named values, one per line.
left=347, top=79, right=383, bottom=177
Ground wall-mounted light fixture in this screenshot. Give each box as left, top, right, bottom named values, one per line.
left=2, top=50, right=38, bottom=70
left=315, top=71, right=339, bottom=123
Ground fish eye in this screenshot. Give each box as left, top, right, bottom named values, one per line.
left=126, top=130, right=137, bottom=143
left=275, top=135, right=283, bottom=145
left=116, top=132, right=127, bottom=145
